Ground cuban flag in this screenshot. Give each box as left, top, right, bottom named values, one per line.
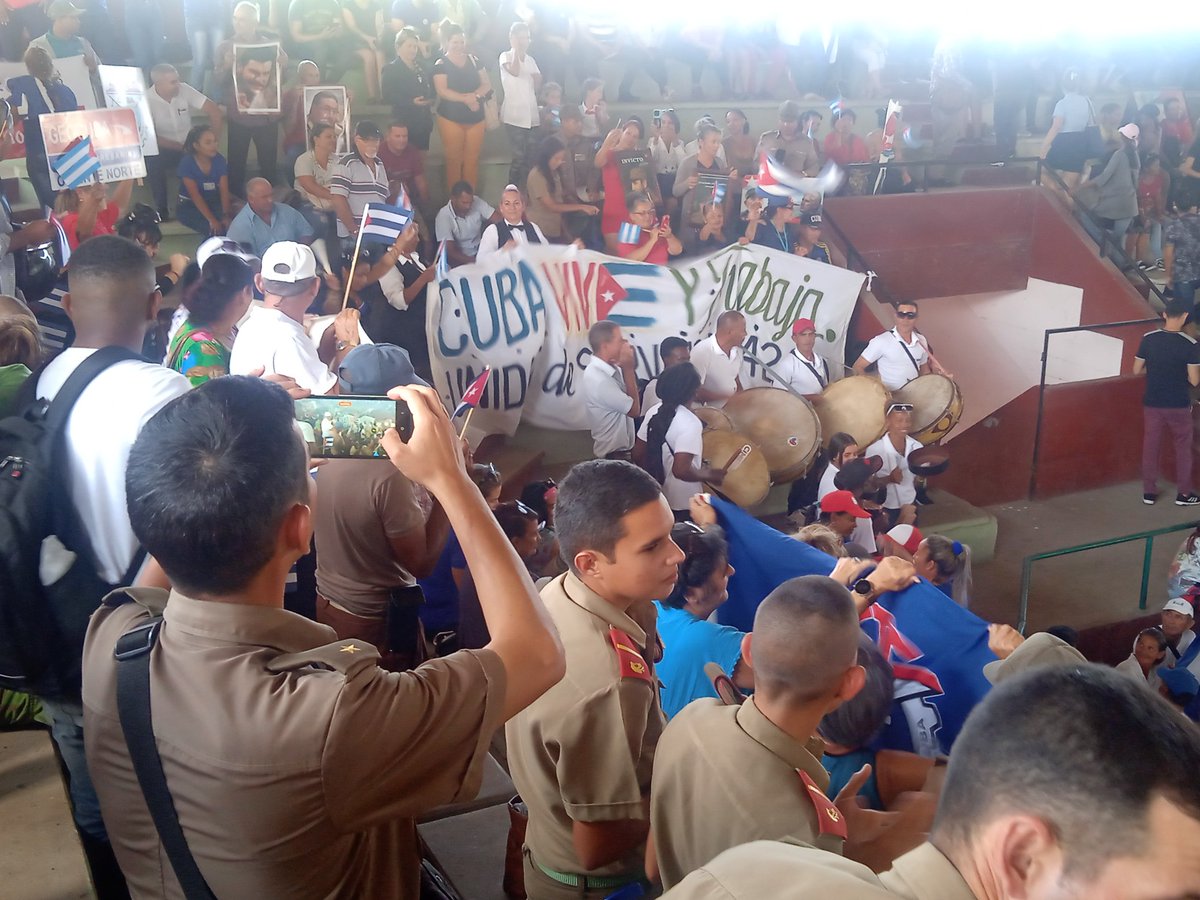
left=617, top=221, right=641, bottom=245
left=359, top=202, right=413, bottom=246
left=434, top=239, right=449, bottom=281
left=51, top=135, right=101, bottom=189
left=709, top=496, right=994, bottom=756
left=756, top=153, right=844, bottom=200
left=452, top=367, right=490, bottom=418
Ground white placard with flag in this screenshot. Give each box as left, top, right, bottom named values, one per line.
left=427, top=243, right=865, bottom=437
left=40, top=107, right=145, bottom=189
left=98, top=65, right=158, bottom=157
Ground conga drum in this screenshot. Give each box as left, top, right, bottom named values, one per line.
left=694, top=407, right=733, bottom=431
left=891, top=374, right=964, bottom=445
left=701, top=431, right=771, bottom=508
left=817, top=377, right=890, bottom=449
left=722, top=387, right=822, bottom=483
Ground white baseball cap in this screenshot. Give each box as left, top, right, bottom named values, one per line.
left=260, top=241, right=318, bottom=296
left=1164, top=597, right=1195, bottom=617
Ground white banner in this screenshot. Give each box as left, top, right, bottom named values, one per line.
left=99, top=65, right=159, bottom=157
left=427, top=244, right=865, bottom=436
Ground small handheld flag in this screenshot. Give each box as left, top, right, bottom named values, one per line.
left=617, top=221, right=641, bottom=245
left=435, top=240, right=449, bottom=281
left=453, top=367, right=491, bottom=419
left=711, top=181, right=727, bottom=204
left=51, top=136, right=101, bottom=189
left=359, top=202, right=414, bottom=246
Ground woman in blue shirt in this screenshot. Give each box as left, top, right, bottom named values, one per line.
left=655, top=509, right=753, bottom=719
left=176, top=124, right=232, bottom=237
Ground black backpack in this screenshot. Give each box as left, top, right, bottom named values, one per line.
left=0, top=346, right=145, bottom=702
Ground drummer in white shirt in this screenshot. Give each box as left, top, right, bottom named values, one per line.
left=775, top=317, right=832, bottom=401
left=852, top=300, right=930, bottom=390
left=867, top=401, right=921, bottom=527
left=690, top=310, right=746, bottom=408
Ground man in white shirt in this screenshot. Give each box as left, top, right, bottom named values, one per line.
left=33, top=234, right=191, bottom=859
left=499, top=21, right=541, bottom=188
left=867, top=401, right=921, bottom=527
left=145, top=62, right=223, bottom=219
left=1161, top=597, right=1199, bottom=676
left=775, top=316, right=831, bottom=400
left=581, top=319, right=640, bottom=458
left=435, top=181, right=497, bottom=267
left=229, top=242, right=359, bottom=394
left=690, top=310, right=746, bottom=408
left=476, top=185, right=548, bottom=261
left=852, top=300, right=930, bottom=390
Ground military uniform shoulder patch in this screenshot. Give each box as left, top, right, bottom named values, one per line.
left=798, top=769, right=848, bottom=840
left=608, top=627, right=653, bottom=683
left=267, top=640, right=382, bottom=676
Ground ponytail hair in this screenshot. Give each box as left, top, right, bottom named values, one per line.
left=644, top=362, right=701, bottom=484
left=924, top=534, right=972, bottom=607
left=183, top=253, right=255, bottom=327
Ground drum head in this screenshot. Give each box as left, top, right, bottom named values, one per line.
left=694, top=407, right=733, bottom=431
left=722, top=388, right=822, bottom=483
left=817, top=377, right=890, bottom=448
left=701, top=431, right=771, bottom=508
left=891, top=374, right=964, bottom=446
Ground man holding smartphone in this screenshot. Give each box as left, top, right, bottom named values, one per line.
left=230, top=241, right=360, bottom=394
left=81, top=377, right=566, bottom=897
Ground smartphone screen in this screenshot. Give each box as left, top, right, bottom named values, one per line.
left=293, top=395, right=414, bottom=459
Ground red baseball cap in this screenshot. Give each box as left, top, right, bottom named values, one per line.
left=792, top=317, right=817, bottom=336
left=885, top=524, right=924, bottom=554
left=820, top=490, right=870, bottom=518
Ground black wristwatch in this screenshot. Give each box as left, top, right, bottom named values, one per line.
left=852, top=578, right=874, bottom=598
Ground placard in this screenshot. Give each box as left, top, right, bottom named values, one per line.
left=233, top=42, right=281, bottom=115
left=303, top=85, right=349, bottom=154
left=98, top=65, right=158, bottom=157
left=40, top=107, right=145, bottom=188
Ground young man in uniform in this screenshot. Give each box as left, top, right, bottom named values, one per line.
left=507, top=459, right=684, bottom=898
left=81, top=377, right=565, bottom=897
left=649, top=571, right=918, bottom=890
left=1133, top=298, right=1200, bottom=506
left=661, top=664, right=1200, bottom=899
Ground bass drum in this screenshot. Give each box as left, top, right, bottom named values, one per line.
left=817, top=377, right=890, bottom=449
left=701, top=431, right=771, bottom=508
left=721, top=387, right=822, bottom=483
left=15, top=240, right=61, bottom=304
left=694, top=407, right=733, bottom=431
left=891, top=374, right=964, bottom=445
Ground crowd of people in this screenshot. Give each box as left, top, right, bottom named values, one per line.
left=4, top=4, right=1200, bottom=900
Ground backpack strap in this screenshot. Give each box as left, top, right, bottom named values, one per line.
left=114, top=613, right=218, bottom=900
left=42, top=346, right=144, bottom=434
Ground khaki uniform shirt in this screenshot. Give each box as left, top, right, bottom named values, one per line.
left=506, top=573, right=664, bottom=880
left=651, top=698, right=845, bottom=890
left=661, top=839, right=974, bottom=899
left=82, top=588, right=507, bottom=900
left=755, top=130, right=822, bottom=176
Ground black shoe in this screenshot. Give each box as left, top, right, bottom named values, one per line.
left=915, top=485, right=934, bottom=505
left=1177, top=493, right=1200, bottom=506
left=1144, top=492, right=1158, bottom=505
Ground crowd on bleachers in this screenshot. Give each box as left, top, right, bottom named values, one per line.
left=4, top=3, right=1200, bottom=899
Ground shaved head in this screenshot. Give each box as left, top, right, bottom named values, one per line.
left=751, top=575, right=861, bottom=704
left=716, top=310, right=744, bottom=332
left=66, top=235, right=157, bottom=338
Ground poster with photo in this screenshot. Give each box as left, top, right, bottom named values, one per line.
left=98, top=65, right=158, bottom=157
left=233, top=42, right=281, bottom=115
left=617, top=149, right=661, bottom=206
left=304, top=85, right=349, bottom=154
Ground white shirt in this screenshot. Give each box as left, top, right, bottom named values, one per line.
left=36, top=350, right=191, bottom=583
left=582, top=356, right=634, bottom=456
left=649, top=136, right=687, bottom=175
left=776, top=348, right=830, bottom=396
left=860, top=328, right=928, bottom=390
left=475, top=219, right=548, bottom=261
left=1164, top=629, right=1200, bottom=679
left=817, top=463, right=840, bottom=502
left=1115, top=655, right=1163, bottom=693
left=498, top=50, right=540, bottom=128
left=637, top=401, right=704, bottom=510
left=816, top=462, right=876, bottom=551
left=229, top=306, right=338, bottom=394
left=642, top=376, right=661, bottom=411
left=690, top=334, right=743, bottom=408
left=868, top=432, right=921, bottom=508
left=147, top=82, right=209, bottom=146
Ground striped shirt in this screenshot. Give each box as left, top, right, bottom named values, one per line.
left=330, top=152, right=390, bottom=238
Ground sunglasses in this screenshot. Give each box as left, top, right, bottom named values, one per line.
left=896, top=310, right=918, bottom=319
left=888, top=403, right=915, bottom=413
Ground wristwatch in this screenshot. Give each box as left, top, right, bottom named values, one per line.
left=336, top=339, right=357, bottom=352
left=852, top=578, right=875, bottom=600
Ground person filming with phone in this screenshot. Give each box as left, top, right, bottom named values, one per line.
left=80, top=375, right=566, bottom=897
left=229, top=241, right=360, bottom=394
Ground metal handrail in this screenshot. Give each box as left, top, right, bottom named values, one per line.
left=1018, top=519, right=1200, bottom=634
left=841, top=155, right=1043, bottom=195
left=1035, top=160, right=1168, bottom=308
left=1028, top=317, right=1160, bottom=498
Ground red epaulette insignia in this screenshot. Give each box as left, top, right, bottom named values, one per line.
left=798, top=770, right=848, bottom=840
left=608, top=626, right=653, bottom=682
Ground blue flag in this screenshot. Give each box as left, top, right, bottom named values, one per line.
left=51, top=136, right=101, bottom=189
left=359, top=202, right=413, bottom=246
left=710, top=497, right=994, bottom=755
